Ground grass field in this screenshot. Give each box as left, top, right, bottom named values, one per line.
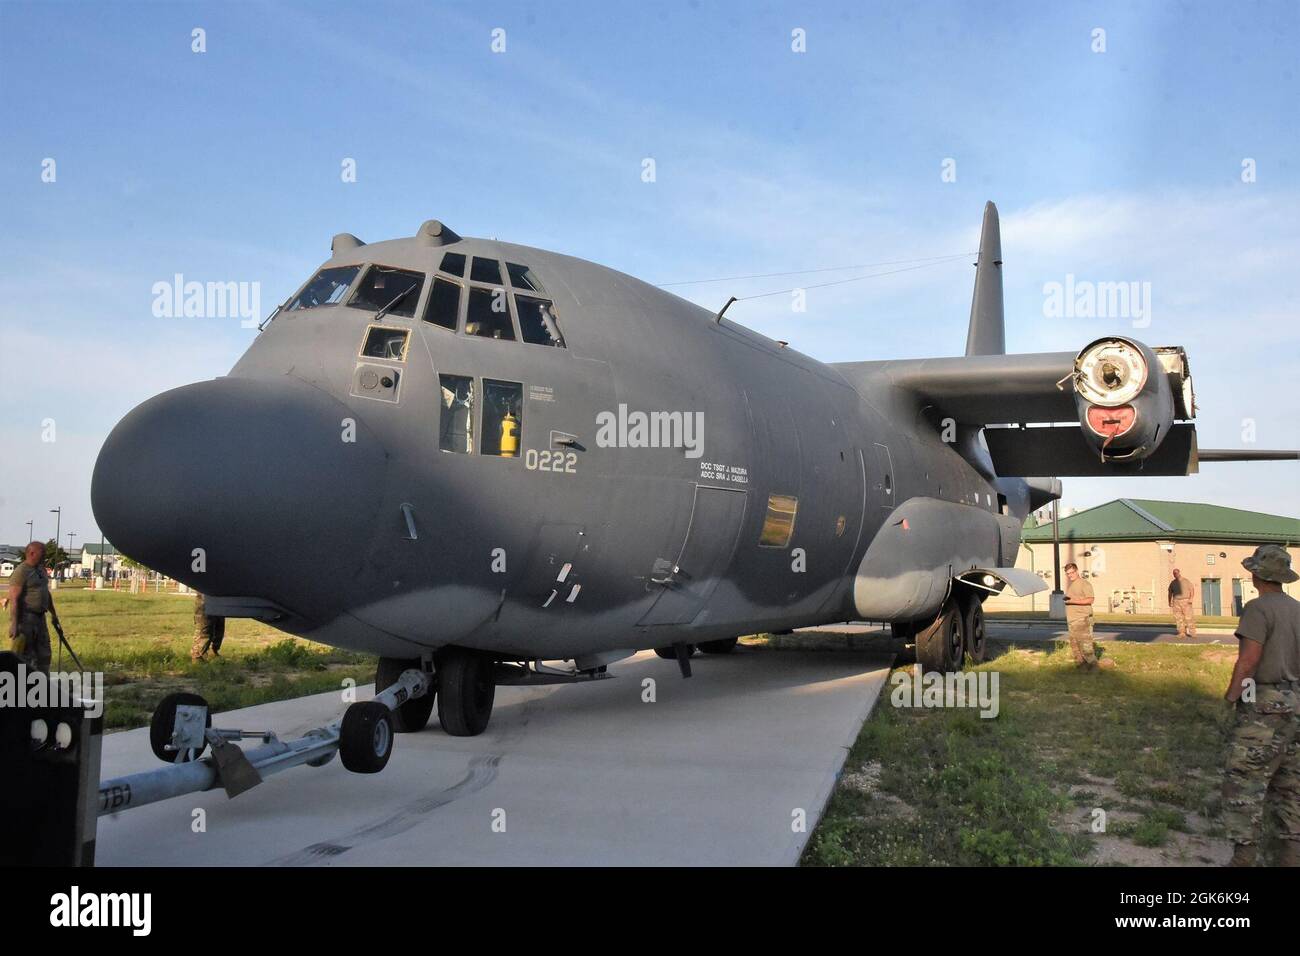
left=31, top=588, right=375, bottom=730
left=987, top=610, right=1240, bottom=628
left=794, top=632, right=1250, bottom=866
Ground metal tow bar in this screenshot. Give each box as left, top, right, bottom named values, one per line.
left=96, top=669, right=431, bottom=817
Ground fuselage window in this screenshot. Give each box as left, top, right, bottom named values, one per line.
left=481, top=379, right=523, bottom=458
left=348, top=265, right=425, bottom=318
left=759, top=494, right=798, bottom=548
left=360, top=325, right=410, bottom=362
left=424, top=277, right=461, bottom=331
left=286, top=265, right=361, bottom=310
left=506, top=262, right=546, bottom=294
left=470, top=257, right=503, bottom=285
left=515, top=295, right=565, bottom=348
left=440, top=252, right=466, bottom=278
left=439, top=374, right=475, bottom=454
left=466, top=287, right=516, bottom=340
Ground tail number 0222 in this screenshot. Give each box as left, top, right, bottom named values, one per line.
left=525, top=449, right=577, bottom=474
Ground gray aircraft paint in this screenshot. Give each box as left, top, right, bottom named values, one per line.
left=94, top=204, right=1269, bottom=663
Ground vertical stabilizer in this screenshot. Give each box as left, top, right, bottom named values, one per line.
left=965, top=201, right=1005, bottom=356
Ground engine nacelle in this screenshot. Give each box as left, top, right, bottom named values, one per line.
left=1072, top=337, right=1193, bottom=463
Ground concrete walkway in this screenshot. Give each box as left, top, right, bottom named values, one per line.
left=802, top=620, right=1237, bottom=646
left=95, top=647, right=892, bottom=867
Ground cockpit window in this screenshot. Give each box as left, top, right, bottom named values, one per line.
left=470, top=257, right=503, bottom=285
left=515, top=295, right=565, bottom=348
left=360, top=325, right=410, bottom=362
left=347, top=265, right=425, bottom=318
left=465, top=287, right=515, bottom=340
left=424, top=277, right=461, bottom=331
left=439, top=374, right=475, bottom=454
left=482, top=380, right=523, bottom=458
left=286, top=266, right=361, bottom=310
left=506, top=262, right=546, bottom=294
left=439, top=252, right=466, bottom=278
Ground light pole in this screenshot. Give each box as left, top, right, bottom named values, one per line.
left=67, top=532, right=77, bottom=577
left=50, top=507, right=61, bottom=577
left=25, top=520, right=33, bottom=543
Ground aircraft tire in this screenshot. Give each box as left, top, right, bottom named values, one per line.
left=376, top=656, right=435, bottom=733
left=339, top=701, right=394, bottom=774
left=698, top=637, right=739, bottom=654
left=890, top=621, right=916, bottom=641
left=963, top=595, right=988, bottom=664
left=914, top=603, right=965, bottom=673
left=149, top=692, right=211, bottom=763
left=437, top=649, right=496, bottom=737
left=653, top=644, right=695, bottom=659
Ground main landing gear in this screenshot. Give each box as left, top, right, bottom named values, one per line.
left=377, top=648, right=496, bottom=738
left=910, top=589, right=988, bottom=673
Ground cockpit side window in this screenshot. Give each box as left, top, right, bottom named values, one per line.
left=506, top=262, right=546, bottom=294
left=481, top=379, right=523, bottom=458
left=515, top=295, right=565, bottom=348
left=470, top=257, right=503, bottom=285
left=347, top=265, right=425, bottom=318
left=286, top=265, right=361, bottom=311
left=424, top=277, right=461, bottom=331
left=465, top=287, right=516, bottom=340
left=438, top=374, right=475, bottom=454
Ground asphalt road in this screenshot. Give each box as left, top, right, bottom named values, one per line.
left=95, top=647, right=893, bottom=866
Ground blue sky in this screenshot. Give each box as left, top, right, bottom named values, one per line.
left=1, top=0, right=1297, bottom=548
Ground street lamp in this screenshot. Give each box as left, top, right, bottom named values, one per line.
left=25, top=520, right=33, bottom=543
left=67, top=532, right=77, bottom=578
left=50, top=507, right=61, bottom=576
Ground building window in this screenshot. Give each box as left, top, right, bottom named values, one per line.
left=423, top=277, right=461, bottom=331
left=359, top=325, right=410, bottom=362
left=1206, top=553, right=1216, bottom=565
left=439, top=375, right=475, bottom=454
left=759, top=494, right=798, bottom=547
left=481, top=379, right=523, bottom=457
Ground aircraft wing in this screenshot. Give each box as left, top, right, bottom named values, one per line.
left=834, top=344, right=1296, bottom=477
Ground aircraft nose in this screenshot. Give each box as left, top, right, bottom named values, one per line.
left=92, top=377, right=388, bottom=608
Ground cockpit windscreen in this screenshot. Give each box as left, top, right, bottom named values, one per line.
left=348, top=265, right=426, bottom=318
left=286, top=266, right=361, bottom=310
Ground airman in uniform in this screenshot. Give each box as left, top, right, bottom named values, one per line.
left=1064, top=561, right=1102, bottom=668
left=6, top=542, right=58, bottom=675
left=190, top=592, right=226, bottom=662
left=1221, top=544, right=1300, bottom=866
left=1169, top=568, right=1197, bottom=638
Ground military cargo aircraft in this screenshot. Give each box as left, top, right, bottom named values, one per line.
left=91, top=202, right=1296, bottom=738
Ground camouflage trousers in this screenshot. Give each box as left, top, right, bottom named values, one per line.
left=190, top=595, right=226, bottom=661
left=10, top=616, right=51, bottom=674
left=1171, top=598, right=1197, bottom=637
left=1066, top=615, right=1097, bottom=665
left=1220, top=682, right=1300, bottom=846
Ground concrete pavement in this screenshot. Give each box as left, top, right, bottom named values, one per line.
left=95, top=646, right=892, bottom=866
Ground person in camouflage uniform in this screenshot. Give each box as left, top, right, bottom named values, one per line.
left=6, top=542, right=58, bottom=675
left=190, top=592, right=226, bottom=662
left=1221, top=544, right=1300, bottom=867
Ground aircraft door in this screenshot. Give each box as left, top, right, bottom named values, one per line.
left=637, top=485, right=747, bottom=626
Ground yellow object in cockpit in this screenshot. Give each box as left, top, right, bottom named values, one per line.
left=499, top=412, right=519, bottom=457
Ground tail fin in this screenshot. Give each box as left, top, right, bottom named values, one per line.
left=964, top=201, right=1005, bottom=356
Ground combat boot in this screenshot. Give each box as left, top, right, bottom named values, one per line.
left=1226, top=843, right=1256, bottom=867
left=1277, top=840, right=1300, bottom=867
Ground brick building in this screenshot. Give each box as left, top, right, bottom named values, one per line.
left=985, top=498, right=1300, bottom=617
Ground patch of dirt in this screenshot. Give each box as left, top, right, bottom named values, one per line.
left=840, top=760, right=917, bottom=820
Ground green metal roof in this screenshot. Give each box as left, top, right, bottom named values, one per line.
left=1021, top=499, right=1300, bottom=544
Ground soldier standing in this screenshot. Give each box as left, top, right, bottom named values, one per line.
left=190, top=592, right=226, bottom=662
left=1064, top=562, right=1101, bottom=668
left=1221, top=544, right=1300, bottom=866
left=1169, top=568, right=1198, bottom=638
left=6, top=542, right=59, bottom=675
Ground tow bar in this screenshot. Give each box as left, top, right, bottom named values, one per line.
left=97, top=668, right=431, bottom=816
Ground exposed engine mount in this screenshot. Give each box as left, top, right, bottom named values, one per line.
left=1071, top=337, right=1194, bottom=463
